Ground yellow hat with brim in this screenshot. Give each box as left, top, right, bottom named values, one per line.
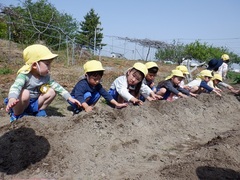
left=212, top=73, right=222, bottom=82
left=84, top=60, right=105, bottom=73
left=133, top=62, right=148, bottom=76
left=165, top=69, right=184, bottom=80
left=18, top=44, right=58, bottom=74
left=175, top=65, right=189, bottom=75
left=145, top=62, right=158, bottom=69
left=221, top=54, right=230, bottom=61
left=200, top=70, right=213, bottom=78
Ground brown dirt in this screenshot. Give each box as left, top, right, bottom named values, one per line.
left=0, top=40, right=240, bottom=179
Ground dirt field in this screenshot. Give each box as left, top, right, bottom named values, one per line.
left=0, top=41, right=240, bottom=179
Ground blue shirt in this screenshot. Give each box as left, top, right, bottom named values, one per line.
left=200, top=80, right=213, bottom=92
left=70, top=78, right=113, bottom=103
left=157, top=79, right=190, bottom=100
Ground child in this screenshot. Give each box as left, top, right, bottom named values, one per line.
left=175, top=65, right=190, bottom=88
left=211, top=73, right=223, bottom=89
left=187, top=70, right=221, bottom=96
left=207, top=58, right=239, bottom=94
left=144, top=62, right=159, bottom=92
left=5, top=44, right=81, bottom=122
left=69, top=60, right=128, bottom=113
left=218, top=54, right=230, bottom=80
left=109, top=62, right=162, bottom=105
left=140, top=62, right=159, bottom=101
left=156, top=70, right=196, bottom=101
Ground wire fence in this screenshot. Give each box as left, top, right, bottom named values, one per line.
left=1, top=3, right=240, bottom=65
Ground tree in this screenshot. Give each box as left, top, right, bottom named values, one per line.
left=184, top=40, right=232, bottom=62
left=76, top=8, right=104, bottom=53
left=0, top=21, right=7, bottom=39
left=155, top=40, right=240, bottom=64
left=0, top=0, right=78, bottom=49
left=155, top=40, right=186, bottom=63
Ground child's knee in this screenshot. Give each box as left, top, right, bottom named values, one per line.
left=190, top=86, right=199, bottom=93
left=20, top=89, right=30, bottom=100
left=157, top=88, right=166, bottom=95
left=47, top=88, right=56, bottom=99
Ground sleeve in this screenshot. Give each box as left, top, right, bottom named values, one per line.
left=113, top=76, right=134, bottom=102
left=164, top=80, right=180, bottom=95
left=187, top=79, right=201, bottom=87
left=98, top=84, right=113, bottom=102
left=71, top=80, right=88, bottom=103
left=222, top=63, right=228, bottom=79
left=200, top=81, right=213, bottom=92
left=140, top=83, right=153, bottom=98
left=8, top=73, right=28, bottom=99
left=218, top=81, right=231, bottom=88
left=177, top=87, right=190, bottom=95
left=217, top=64, right=223, bottom=77
left=208, top=80, right=214, bottom=88
left=49, top=79, right=71, bottom=100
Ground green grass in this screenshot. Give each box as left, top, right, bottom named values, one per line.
left=0, top=67, right=12, bottom=75
left=227, top=71, right=240, bottom=84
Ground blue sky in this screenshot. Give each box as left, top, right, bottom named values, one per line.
left=1, top=0, right=240, bottom=59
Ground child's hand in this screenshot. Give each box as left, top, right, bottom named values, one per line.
left=146, top=96, right=155, bottom=101
left=84, top=106, right=93, bottom=112
left=178, top=92, right=188, bottom=98
left=213, top=88, right=222, bottom=96
left=183, top=86, right=191, bottom=91
left=115, top=102, right=128, bottom=109
left=230, top=88, right=239, bottom=94
left=68, top=97, right=81, bottom=107
left=150, top=92, right=162, bottom=100
left=6, top=98, right=19, bottom=112
left=215, top=88, right=222, bottom=93
left=150, top=82, right=155, bottom=88
left=236, top=89, right=240, bottom=95
left=130, top=97, right=143, bottom=105
left=190, top=92, right=197, bottom=97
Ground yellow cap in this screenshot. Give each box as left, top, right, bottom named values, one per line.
left=175, top=65, right=189, bottom=75
left=145, top=62, right=158, bottom=69
left=83, top=60, right=105, bottom=73
left=212, top=73, right=222, bottom=82
left=221, top=54, right=230, bottom=61
left=18, top=44, right=58, bottom=74
left=200, top=70, right=213, bottom=78
left=23, top=44, right=58, bottom=64
left=133, top=62, right=148, bottom=76
left=165, top=69, right=184, bottom=80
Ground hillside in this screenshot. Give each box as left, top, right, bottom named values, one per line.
left=0, top=40, right=240, bottom=179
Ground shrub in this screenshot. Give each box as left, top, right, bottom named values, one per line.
left=227, top=71, right=240, bottom=84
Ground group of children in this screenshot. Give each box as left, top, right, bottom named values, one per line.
left=4, top=44, right=240, bottom=122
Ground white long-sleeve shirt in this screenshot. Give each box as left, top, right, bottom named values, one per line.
left=217, top=62, right=228, bottom=79
left=110, top=75, right=153, bottom=101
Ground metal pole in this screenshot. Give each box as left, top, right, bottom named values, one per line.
left=66, top=36, right=69, bottom=65
left=94, top=27, right=97, bottom=56
left=72, top=37, right=75, bottom=65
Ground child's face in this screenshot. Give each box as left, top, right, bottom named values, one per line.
left=36, top=59, right=53, bottom=76
left=213, top=79, right=220, bottom=85
left=127, top=69, right=143, bottom=85
left=146, top=73, right=157, bottom=82
left=87, top=74, right=102, bottom=87
left=203, top=76, right=212, bottom=82
left=171, top=76, right=183, bottom=85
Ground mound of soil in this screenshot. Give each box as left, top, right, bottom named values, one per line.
left=0, top=93, right=240, bottom=179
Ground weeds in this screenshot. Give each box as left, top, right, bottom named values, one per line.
left=0, top=67, right=12, bottom=75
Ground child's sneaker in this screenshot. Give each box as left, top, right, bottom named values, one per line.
left=35, top=110, right=47, bottom=117
left=73, top=108, right=82, bottom=115
left=9, top=113, right=24, bottom=123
